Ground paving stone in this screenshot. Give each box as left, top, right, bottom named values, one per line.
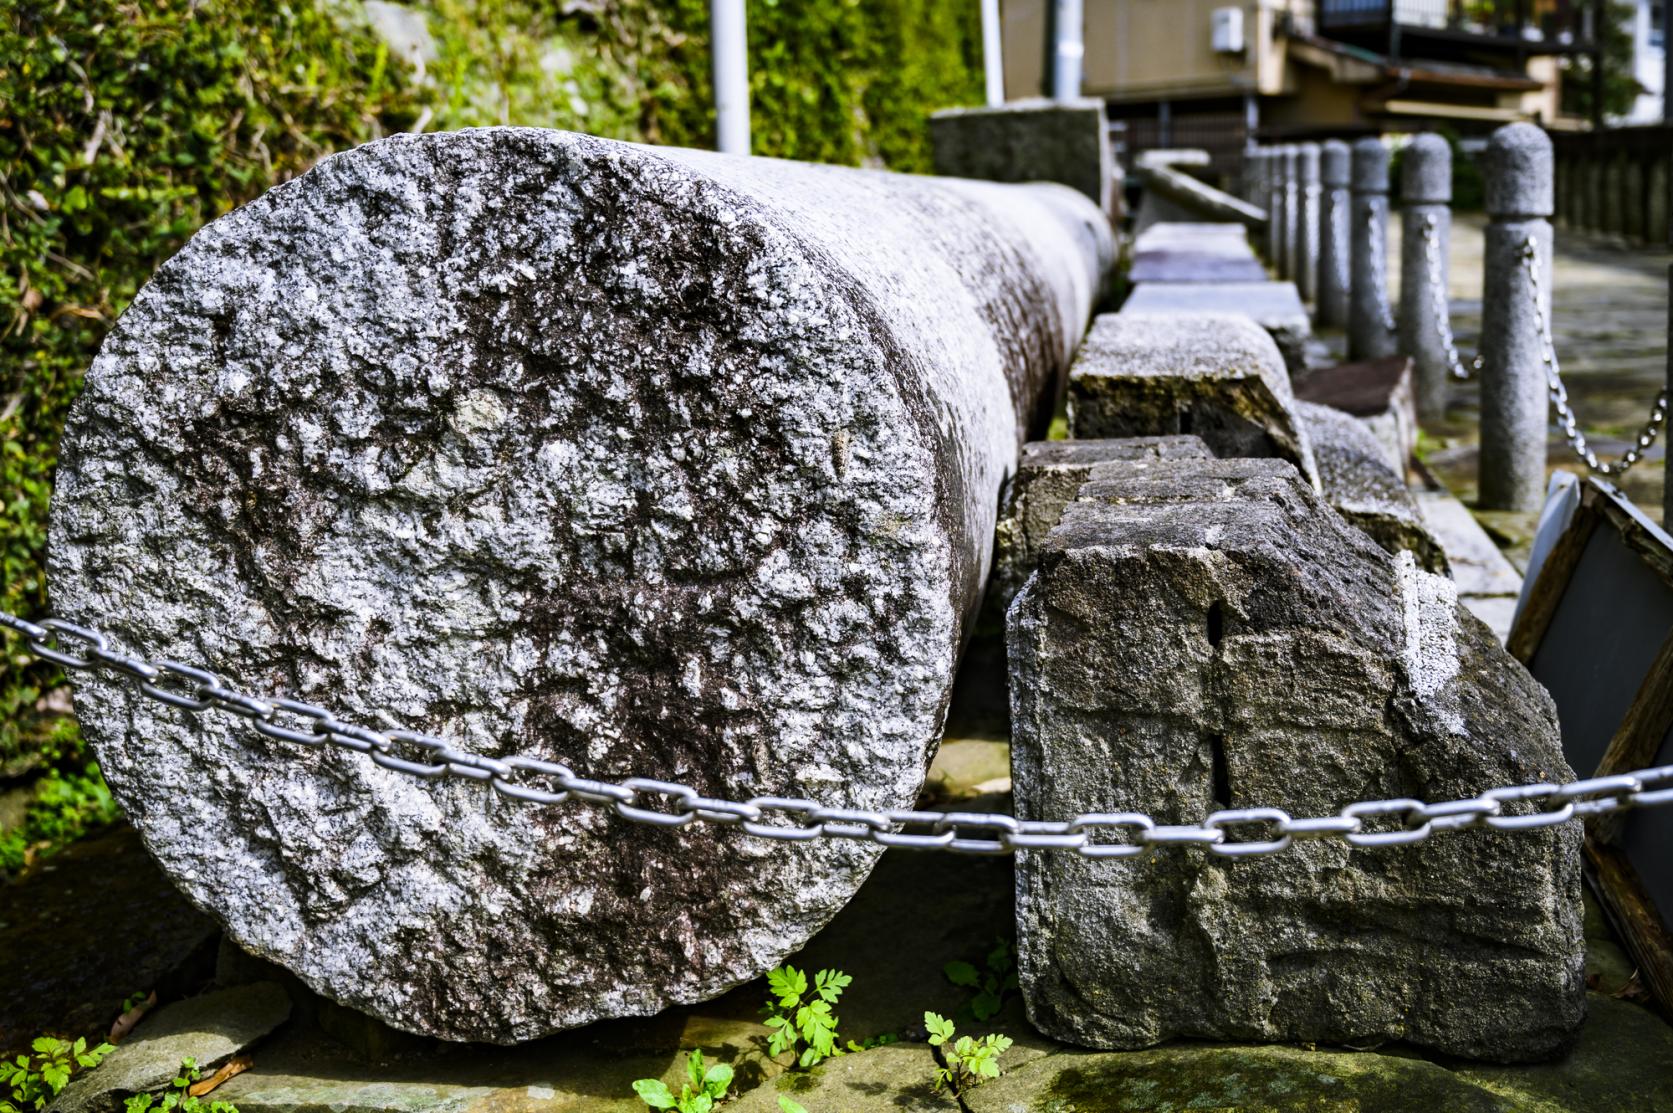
left=53, top=983, right=291, bottom=1113
left=1122, top=281, right=1311, bottom=376
left=1412, top=490, right=1524, bottom=599
left=1067, top=312, right=1318, bottom=487
left=729, top=1044, right=958, bottom=1112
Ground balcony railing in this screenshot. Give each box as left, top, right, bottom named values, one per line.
left=1286, top=0, right=1592, bottom=49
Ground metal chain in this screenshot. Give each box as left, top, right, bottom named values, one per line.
left=7, top=608, right=1673, bottom=861
left=1521, top=235, right=1669, bottom=478
left=1365, top=204, right=1398, bottom=334
left=1418, top=214, right=1482, bottom=381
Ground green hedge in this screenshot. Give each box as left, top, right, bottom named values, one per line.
left=0, top=0, right=981, bottom=788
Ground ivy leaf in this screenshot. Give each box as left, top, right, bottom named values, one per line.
left=943, top=960, right=980, bottom=988
left=632, top=1079, right=675, bottom=1110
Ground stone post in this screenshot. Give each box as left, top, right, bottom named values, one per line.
left=1282, top=145, right=1302, bottom=282
left=1400, top=133, right=1452, bottom=424
left=1297, top=142, right=1321, bottom=303
left=1264, top=148, right=1284, bottom=264
left=1349, top=137, right=1396, bottom=360
left=1318, top=139, right=1352, bottom=328
left=1270, top=146, right=1291, bottom=276
left=1479, top=122, right=1554, bottom=513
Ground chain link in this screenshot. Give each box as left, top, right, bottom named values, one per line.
left=1365, top=204, right=1398, bottom=335
left=1418, top=215, right=1482, bottom=381
left=8, top=608, right=1673, bottom=861
left=1520, top=236, right=1669, bottom=478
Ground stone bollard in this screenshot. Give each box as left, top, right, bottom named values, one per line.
left=1297, top=142, right=1321, bottom=303
left=47, top=127, right=1114, bottom=1044
left=1400, top=133, right=1453, bottom=424
left=1263, top=148, right=1284, bottom=264
left=1348, top=137, right=1397, bottom=360
left=1318, top=139, right=1352, bottom=327
left=1281, top=145, right=1301, bottom=280
left=1479, top=122, right=1555, bottom=513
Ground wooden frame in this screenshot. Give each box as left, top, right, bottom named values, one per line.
left=1508, top=476, right=1673, bottom=1011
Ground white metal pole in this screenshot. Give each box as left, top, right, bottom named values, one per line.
left=712, top=0, right=750, bottom=155
left=982, top=0, right=1005, bottom=107
left=1051, top=0, right=1083, bottom=102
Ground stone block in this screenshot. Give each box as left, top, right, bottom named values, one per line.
left=1134, top=162, right=1267, bottom=235
left=1067, top=312, right=1318, bottom=487
left=1121, top=281, right=1310, bottom=375
left=1297, top=400, right=1447, bottom=573
left=930, top=98, right=1115, bottom=215
left=990, top=436, right=1214, bottom=613
left=1008, top=456, right=1584, bottom=1062
left=1293, top=354, right=1418, bottom=474
left=1129, top=223, right=1266, bottom=283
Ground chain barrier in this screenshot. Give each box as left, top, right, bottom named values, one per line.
left=1418, top=215, right=1482, bottom=382
left=8, top=608, right=1673, bottom=861
left=1365, top=205, right=1398, bottom=335
left=1520, top=236, right=1669, bottom=478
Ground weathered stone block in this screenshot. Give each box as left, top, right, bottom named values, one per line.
left=990, top=436, right=1213, bottom=613
left=930, top=98, right=1115, bottom=215
left=1067, top=312, right=1319, bottom=488
left=1129, top=222, right=1266, bottom=283
left=1293, top=354, right=1418, bottom=475
left=1297, top=400, right=1447, bottom=573
left=1120, top=281, right=1310, bottom=375
left=1008, top=456, right=1584, bottom=1062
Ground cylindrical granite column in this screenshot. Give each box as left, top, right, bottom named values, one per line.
left=1318, top=139, right=1352, bottom=328
left=1271, top=146, right=1292, bottom=276
left=1479, top=122, right=1554, bottom=512
left=1400, top=133, right=1453, bottom=423
left=46, top=127, right=1115, bottom=1043
left=1264, top=148, right=1284, bottom=264
left=1281, top=145, right=1301, bottom=282
left=1349, top=137, right=1397, bottom=360
left=1297, top=142, right=1322, bottom=304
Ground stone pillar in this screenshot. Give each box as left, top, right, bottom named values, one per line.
left=46, top=127, right=1116, bottom=1044
left=1400, top=133, right=1453, bottom=424
left=1349, top=137, right=1396, bottom=360
left=1271, top=146, right=1291, bottom=277
left=1318, top=139, right=1352, bottom=328
left=1282, top=145, right=1302, bottom=282
left=1479, top=122, right=1554, bottom=513
left=1297, top=142, right=1322, bottom=303
left=1264, top=148, right=1284, bottom=264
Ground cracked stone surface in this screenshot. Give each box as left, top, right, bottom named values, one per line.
left=46, top=127, right=1110, bottom=1043
left=1007, top=456, right=1584, bottom=1061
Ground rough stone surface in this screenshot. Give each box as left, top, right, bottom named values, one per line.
left=930, top=98, right=1114, bottom=215
left=1297, top=400, right=1447, bottom=573
left=1129, top=222, right=1265, bottom=283
left=1120, top=281, right=1311, bottom=375
left=990, top=436, right=1213, bottom=612
left=47, top=128, right=1112, bottom=1043
left=53, top=984, right=292, bottom=1113
left=1068, top=312, right=1318, bottom=486
left=1294, top=355, right=1418, bottom=475
left=729, top=1045, right=958, bottom=1112
left=1007, top=456, right=1585, bottom=1061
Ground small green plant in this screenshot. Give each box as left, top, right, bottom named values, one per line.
left=776, top=1098, right=807, bottom=1113
left=631, top=1049, right=732, bottom=1112
left=122, top=1058, right=239, bottom=1113
left=1, top=1036, right=114, bottom=1112
left=763, top=966, right=851, bottom=1068
left=943, top=939, right=1019, bottom=1021
left=924, top=1012, right=1012, bottom=1095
